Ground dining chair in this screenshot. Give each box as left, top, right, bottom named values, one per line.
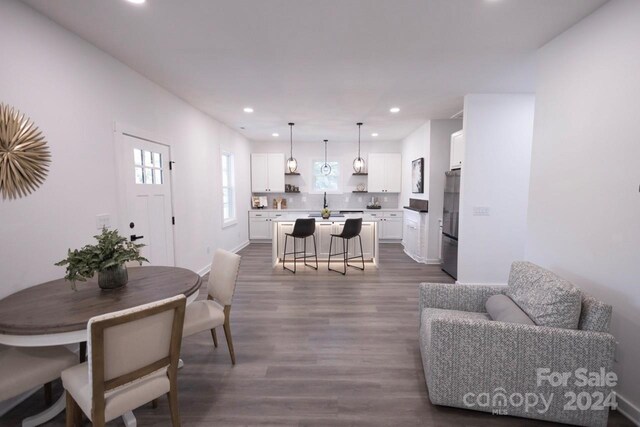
left=182, top=249, right=241, bottom=364
left=61, top=295, right=186, bottom=427
left=0, top=345, right=77, bottom=426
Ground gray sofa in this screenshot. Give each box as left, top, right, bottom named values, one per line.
left=419, top=261, right=616, bottom=427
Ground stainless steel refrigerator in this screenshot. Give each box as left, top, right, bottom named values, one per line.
left=441, top=170, right=460, bottom=279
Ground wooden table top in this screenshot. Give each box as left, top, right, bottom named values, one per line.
left=0, top=266, right=202, bottom=336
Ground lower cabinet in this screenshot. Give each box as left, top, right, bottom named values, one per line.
left=402, top=209, right=429, bottom=263
left=249, top=217, right=272, bottom=239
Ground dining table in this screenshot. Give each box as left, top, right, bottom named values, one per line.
left=0, top=266, right=202, bottom=427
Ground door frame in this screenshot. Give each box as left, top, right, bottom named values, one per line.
left=113, top=122, right=176, bottom=266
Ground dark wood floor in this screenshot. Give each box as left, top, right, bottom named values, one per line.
left=3, top=244, right=632, bottom=426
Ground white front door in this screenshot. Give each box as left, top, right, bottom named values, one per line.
left=119, top=132, right=175, bottom=266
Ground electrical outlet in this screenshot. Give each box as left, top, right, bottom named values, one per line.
left=96, top=214, right=111, bottom=229
left=302, top=196, right=307, bottom=202
left=358, top=197, right=363, bottom=202
left=206, top=246, right=211, bottom=255
left=383, top=197, right=388, bottom=202
left=345, top=196, right=350, bottom=202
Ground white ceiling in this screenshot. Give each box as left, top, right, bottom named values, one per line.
left=23, top=0, right=607, bottom=143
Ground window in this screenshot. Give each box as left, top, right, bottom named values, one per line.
left=133, top=148, right=163, bottom=185
left=312, top=160, right=341, bottom=193
left=221, top=152, right=236, bottom=225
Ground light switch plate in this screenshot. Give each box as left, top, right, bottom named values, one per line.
left=96, top=214, right=111, bottom=229
left=472, top=206, right=491, bottom=216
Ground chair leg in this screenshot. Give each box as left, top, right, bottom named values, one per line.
left=282, top=235, right=288, bottom=270
left=66, top=393, right=84, bottom=427
left=65, top=393, right=76, bottom=427
left=313, top=234, right=318, bottom=269
left=44, top=382, right=52, bottom=406
left=167, top=389, right=181, bottom=427
left=210, top=327, right=218, bottom=348
left=327, top=235, right=333, bottom=270
left=293, top=237, right=297, bottom=273
left=343, top=238, right=347, bottom=275
left=223, top=306, right=236, bottom=365
left=152, top=398, right=159, bottom=409
left=359, top=235, right=365, bottom=270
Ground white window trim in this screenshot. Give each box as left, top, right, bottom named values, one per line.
left=309, top=158, right=344, bottom=195
left=221, top=150, right=237, bottom=228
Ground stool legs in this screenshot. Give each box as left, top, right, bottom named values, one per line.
left=283, top=234, right=318, bottom=273
left=328, top=235, right=365, bottom=275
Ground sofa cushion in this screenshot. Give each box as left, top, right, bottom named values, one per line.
left=485, top=294, right=535, bottom=325
left=579, top=293, right=612, bottom=333
left=507, top=261, right=581, bottom=329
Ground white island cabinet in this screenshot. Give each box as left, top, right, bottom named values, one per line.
left=271, top=216, right=378, bottom=267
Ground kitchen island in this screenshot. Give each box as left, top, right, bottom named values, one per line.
left=271, top=215, right=379, bottom=267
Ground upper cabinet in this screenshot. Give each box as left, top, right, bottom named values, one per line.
left=368, top=153, right=401, bottom=193
left=450, top=130, right=465, bottom=170
left=251, top=153, right=285, bottom=193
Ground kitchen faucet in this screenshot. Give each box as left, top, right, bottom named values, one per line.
left=323, top=192, right=328, bottom=209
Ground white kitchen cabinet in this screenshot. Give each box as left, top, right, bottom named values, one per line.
left=249, top=211, right=272, bottom=239
left=450, top=130, right=465, bottom=170
left=364, top=211, right=402, bottom=240
left=316, top=222, right=334, bottom=258
left=367, top=153, right=401, bottom=193
left=251, top=153, right=285, bottom=192
left=402, top=208, right=429, bottom=263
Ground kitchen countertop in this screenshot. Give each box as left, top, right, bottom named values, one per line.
left=250, top=208, right=402, bottom=213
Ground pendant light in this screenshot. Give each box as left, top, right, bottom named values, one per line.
left=353, top=122, right=365, bottom=173
left=321, top=139, right=332, bottom=175
left=286, top=122, right=298, bottom=173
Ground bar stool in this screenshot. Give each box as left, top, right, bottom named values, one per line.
left=328, top=218, right=365, bottom=275
left=283, top=218, right=318, bottom=273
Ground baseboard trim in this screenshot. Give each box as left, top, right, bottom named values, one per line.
left=426, top=258, right=441, bottom=265
left=197, top=241, right=250, bottom=277
left=617, top=392, right=640, bottom=426
left=403, top=248, right=426, bottom=264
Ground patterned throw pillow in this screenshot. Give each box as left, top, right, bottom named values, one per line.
left=506, top=261, right=582, bottom=329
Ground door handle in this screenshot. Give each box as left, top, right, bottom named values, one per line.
left=130, top=235, right=144, bottom=242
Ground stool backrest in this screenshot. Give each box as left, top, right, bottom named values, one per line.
left=341, top=218, right=362, bottom=239
left=292, top=218, right=316, bottom=237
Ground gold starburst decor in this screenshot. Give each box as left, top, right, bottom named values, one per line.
left=0, top=104, right=51, bottom=200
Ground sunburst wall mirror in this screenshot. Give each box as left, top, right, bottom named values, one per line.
left=0, top=104, right=51, bottom=200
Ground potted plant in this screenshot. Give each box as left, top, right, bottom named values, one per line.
left=321, top=208, right=331, bottom=219
left=56, top=228, right=148, bottom=290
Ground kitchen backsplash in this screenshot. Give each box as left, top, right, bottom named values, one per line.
left=251, top=192, right=400, bottom=210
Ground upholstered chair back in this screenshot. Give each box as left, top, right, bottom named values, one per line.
left=87, top=295, right=186, bottom=392
left=207, top=249, right=241, bottom=306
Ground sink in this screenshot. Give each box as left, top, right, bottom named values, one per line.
left=308, top=213, right=345, bottom=218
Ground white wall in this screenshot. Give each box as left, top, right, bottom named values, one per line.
left=458, top=94, right=535, bottom=283
left=400, top=122, right=430, bottom=207
left=426, top=120, right=463, bottom=262
left=527, top=0, right=640, bottom=418
left=0, top=0, right=250, bottom=299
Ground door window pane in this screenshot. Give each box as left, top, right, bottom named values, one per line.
left=133, top=149, right=142, bottom=166
left=144, top=168, right=153, bottom=184
left=153, top=169, right=163, bottom=185
left=144, top=150, right=153, bottom=166
left=135, top=167, right=144, bottom=184
left=152, top=152, right=162, bottom=168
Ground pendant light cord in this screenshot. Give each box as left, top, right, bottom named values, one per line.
left=357, top=123, right=362, bottom=158
left=289, top=122, right=294, bottom=158
left=324, top=139, right=328, bottom=166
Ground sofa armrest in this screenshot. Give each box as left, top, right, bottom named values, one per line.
left=419, top=282, right=505, bottom=316
left=426, top=317, right=616, bottom=427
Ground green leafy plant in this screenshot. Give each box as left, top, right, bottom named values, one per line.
left=56, top=228, right=148, bottom=289
left=321, top=208, right=331, bottom=217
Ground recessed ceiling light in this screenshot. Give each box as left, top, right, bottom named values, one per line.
left=243, top=107, right=254, bottom=113
left=125, top=0, right=146, bottom=4
left=371, top=133, right=379, bottom=137
left=272, top=133, right=279, bottom=137
left=389, top=107, right=400, bottom=113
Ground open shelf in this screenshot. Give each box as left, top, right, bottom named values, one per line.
left=285, top=190, right=300, bottom=193
left=352, top=190, right=368, bottom=193
left=285, top=172, right=301, bottom=176
left=352, top=172, right=368, bottom=176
